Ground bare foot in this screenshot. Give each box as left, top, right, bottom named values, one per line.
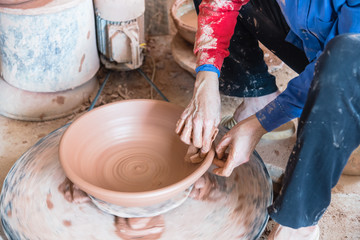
left=268, top=224, right=320, bottom=240
left=233, top=90, right=281, bottom=122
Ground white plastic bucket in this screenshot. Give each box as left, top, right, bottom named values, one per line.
left=0, top=0, right=100, bottom=92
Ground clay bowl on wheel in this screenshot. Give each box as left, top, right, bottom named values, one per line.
left=59, top=99, right=214, bottom=207
left=0, top=0, right=30, bottom=5
left=171, top=0, right=197, bottom=44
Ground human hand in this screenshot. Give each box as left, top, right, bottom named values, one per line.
left=58, top=177, right=90, bottom=204
left=213, top=115, right=267, bottom=177
left=189, top=172, right=223, bottom=201
left=175, top=71, right=221, bottom=155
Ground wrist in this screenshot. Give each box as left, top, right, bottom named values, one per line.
left=195, top=71, right=219, bottom=89
left=195, top=64, right=220, bottom=77
left=247, top=115, right=268, bottom=137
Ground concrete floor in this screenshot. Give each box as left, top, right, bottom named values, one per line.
left=1, top=35, right=360, bottom=239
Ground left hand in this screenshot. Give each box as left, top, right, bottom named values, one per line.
left=213, top=115, right=268, bottom=177
left=175, top=71, right=221, bottom=156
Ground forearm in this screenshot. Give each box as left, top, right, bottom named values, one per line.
left=256, top=60, right=316, bottom=132
left=194, top=0, right=249, bottom=71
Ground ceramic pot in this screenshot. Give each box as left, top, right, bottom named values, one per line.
left=171, top=0, right=197, bottom=44
left=59, top=100, right=214, bottom=207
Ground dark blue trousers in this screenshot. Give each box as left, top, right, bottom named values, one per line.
left=193, top=0, right=360, bottom=228
left=268, top=34, right=360, bottom=228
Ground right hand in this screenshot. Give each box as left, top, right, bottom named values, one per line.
left=213, top=115, right=267, bottom=177
left=175, top=71, right=221, bottom=155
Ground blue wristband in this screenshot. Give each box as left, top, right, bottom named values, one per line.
left=195, top=64, right=220, bottom=77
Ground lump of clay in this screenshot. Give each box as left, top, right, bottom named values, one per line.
left=58, top=178, right=90, bottom=204
left=189, top=172, right=224, bottom=201
left=184, top=129, right=218, bottom=164
left=115, top=215, right=165, bottom=240
left=184, top=145, right=206, bottom=163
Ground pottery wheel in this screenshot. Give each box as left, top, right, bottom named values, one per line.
left=0, top=125, right=272, bottom=240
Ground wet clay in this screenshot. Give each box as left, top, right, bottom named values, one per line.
left=58, top=177, right=90, bottom=204
left=179, top=9, right=197, bottom=29
left=189, top=172, right=223, bottom=201
left=115, top=215, right=165, bottom=239
left=183, top=130, right=219, bottom=164
left=59, top=100, right=214, bottom=207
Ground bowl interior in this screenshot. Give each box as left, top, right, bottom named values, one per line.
left=173, top=0, right=197, bottom=30
left=59, top=100, right=207, bottom=201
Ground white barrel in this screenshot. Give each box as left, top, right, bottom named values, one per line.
left=93, top=0, right=145, bottom=22
left=0, top=0, right=100, bottom=92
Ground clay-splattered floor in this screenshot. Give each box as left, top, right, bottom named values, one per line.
left=1, top=35, right=360, bottom=239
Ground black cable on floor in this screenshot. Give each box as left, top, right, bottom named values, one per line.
left=137, top=68, right=169, bottom=102
left=89, top=68, right=169, bottom=112
left=88, top=71, right=111, bottom=111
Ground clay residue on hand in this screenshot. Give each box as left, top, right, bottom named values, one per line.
left=189, top=172, right=224, bottom=201
left=58, top=178, right=90, bottom=204
left=114, top=215, right=165, bottom=240
left=184, top=130, right=218, bottom=163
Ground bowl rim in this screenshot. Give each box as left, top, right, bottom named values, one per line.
left=59, top=99, right=214, bottom=204
left=170, top=0, right=197, bottom=32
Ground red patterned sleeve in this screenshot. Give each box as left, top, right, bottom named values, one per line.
left=194, top=0, right=250, bottom=71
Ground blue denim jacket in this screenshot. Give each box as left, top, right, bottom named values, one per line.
left=256, top=0, right=360, bottom=131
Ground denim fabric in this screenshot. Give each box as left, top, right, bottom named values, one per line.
left=268, top=34, right=360, bottom=228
